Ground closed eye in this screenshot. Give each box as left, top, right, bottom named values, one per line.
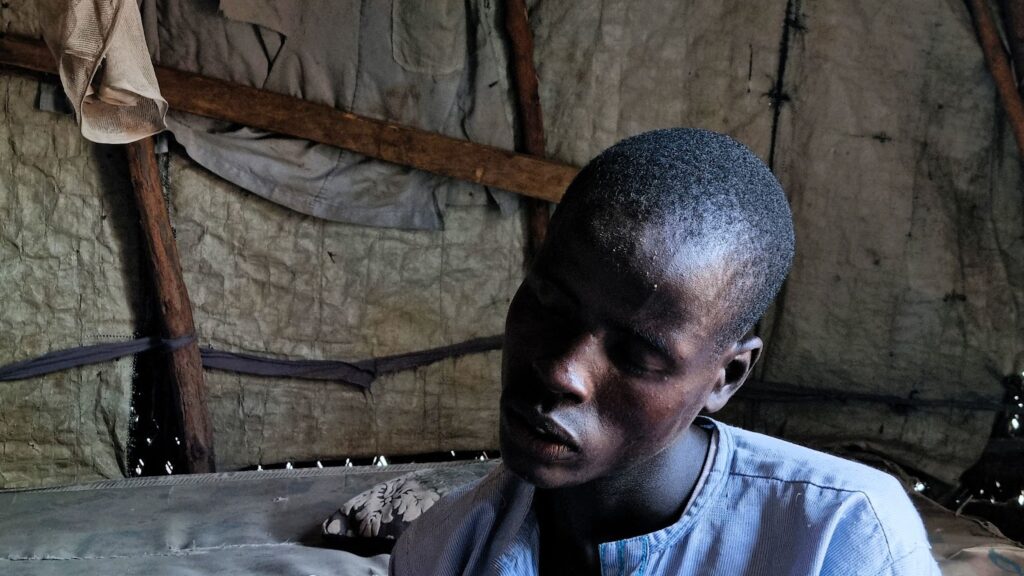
left=606, top=336, right=670, bottom=377
left=529, top=277, right=575, bottom=318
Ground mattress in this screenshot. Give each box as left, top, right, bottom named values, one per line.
left=0, top=462, right=487, bottom=575
left=0, top=461, right=1019, bottom=575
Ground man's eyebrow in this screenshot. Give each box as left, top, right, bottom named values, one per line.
left=622, top=324, right=676, bottom=361
left=532, top=269, right=579, bottom=304
left=534, top=266, right=680, bottom=362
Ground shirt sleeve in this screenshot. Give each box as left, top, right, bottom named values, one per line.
left=389, top=466, right=532, bottom=576
left=820, top=480, right=941, bottom=576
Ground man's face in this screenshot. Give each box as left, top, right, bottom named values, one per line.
left=499, top=213, right=735, bottom=489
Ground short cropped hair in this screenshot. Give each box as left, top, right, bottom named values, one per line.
left=554, top=128, right=795, bottom=347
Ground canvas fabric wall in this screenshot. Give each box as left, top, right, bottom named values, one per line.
left=526, top=0, right=1021, bottom=485
left=139, top=0, right=519, bottom=230
left=0, top=73, right=137, bottom=487
left=171, top=156, right=521, bottom=472
left=1, top=0, right=1021, bottom=488
left=36, top=0, right=167, bottom=144
left=728, top=0, right=1023, bottom=484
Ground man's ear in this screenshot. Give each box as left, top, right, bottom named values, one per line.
left=704, top=335, right=762, bottom=413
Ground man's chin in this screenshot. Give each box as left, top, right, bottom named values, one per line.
left=506, top=460, right=573, bottom=490
left=500, top=439, right=587, bottom=490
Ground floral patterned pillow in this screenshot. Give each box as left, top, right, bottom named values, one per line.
left=322, top=464, right=494, bottom=544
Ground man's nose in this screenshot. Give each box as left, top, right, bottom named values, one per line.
left=531, top=333, right=598, bottom=405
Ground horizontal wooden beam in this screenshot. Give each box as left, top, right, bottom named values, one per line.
left=0, top=36, right=578, bottom=203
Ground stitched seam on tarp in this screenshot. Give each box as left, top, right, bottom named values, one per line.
left=1, top=541, right=318, bottom=562
left=0, top=460, right=497, bottom=493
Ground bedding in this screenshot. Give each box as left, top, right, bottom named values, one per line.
left=914, top=494, right=1024, bottom=575
left=323, top=463, right=495, bottom=542
left=0, top=462, right=483, bottom=575
left=0, top=460, right=1019, bottom=575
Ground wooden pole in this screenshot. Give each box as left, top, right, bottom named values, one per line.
left=967, top=0, right=1024, bottom=155
left=0, top=36, right=577, bottom=204
left=1000, top=0, right=1024, bottom=87
left=125, top=137, right=215, bottom=474
left=504, top=0, right=552, bottom=261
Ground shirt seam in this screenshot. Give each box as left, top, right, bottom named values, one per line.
left=888, top=542, right=935, bottom=570
left=727, top=471, right=898, bottom=565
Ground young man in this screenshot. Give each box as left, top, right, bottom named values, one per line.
left=390, top=129, right=940, bottom=575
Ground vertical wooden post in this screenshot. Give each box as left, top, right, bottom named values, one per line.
left=1000, top=0, right=1024, bottom=87
left=125, top=136, right=215, bottom=474
left=504, top=0, right=551, bottom=262
left=968, top=0, right=1024, bottom=155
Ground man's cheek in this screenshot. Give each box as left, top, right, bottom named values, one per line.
left=598, top=420, right=647, bottom=457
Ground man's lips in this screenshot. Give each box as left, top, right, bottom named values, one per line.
left=504, top=405, right=581, bottom=452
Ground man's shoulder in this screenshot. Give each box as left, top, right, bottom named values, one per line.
left=720, top=421, right=906, bottom=499
left=712, top=420, right=937, bottom=561
left=713, top=420, right=935, bottom=571
left=390, top=464, right=535, bottom=575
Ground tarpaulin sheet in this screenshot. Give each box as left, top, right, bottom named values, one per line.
left=527, top=0, right=1019, bottom=484
left=0, top=74, right=137, bottom=488
left=168, top=155, right=522, bottom=471
left=36, top=0, right=167, bottom=143
left=139, top=0, right=518, bottom=230
left=1, top=0, right=1021, bottom=488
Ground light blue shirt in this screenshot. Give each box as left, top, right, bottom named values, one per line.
left=390, top=418, right=941, bottom=575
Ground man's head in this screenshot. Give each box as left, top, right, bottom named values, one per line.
left=499, top=128, right=795, bottom=489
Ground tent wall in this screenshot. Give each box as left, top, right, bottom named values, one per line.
left=527, top=0, right=1021, bottom=484
left=172, top=156, right=521, bottom=472
left=0, top=75, right=137, bottom=486
left=1, top=0, right=1022, bottom=488
left=735, top=0, right=1023, bottom=484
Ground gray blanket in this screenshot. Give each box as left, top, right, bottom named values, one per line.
left=0, top=462, right=488, bottom=575
left=1, top=461, right=1019, bottom=575
left=141, top=0, right=518, bottom=230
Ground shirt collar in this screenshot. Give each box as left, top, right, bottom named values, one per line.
left=493, top=417, right=734, bottom=574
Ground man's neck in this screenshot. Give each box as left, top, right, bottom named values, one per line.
left=534, top=424, right=711, bottom=571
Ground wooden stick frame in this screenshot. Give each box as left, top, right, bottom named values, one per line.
left=504, top=0, right=553, bottom=261
left=126, top=138, right=215, bottom=473
left=968, top=0, right=1024, bottom=155
left=0, top=36, right=578, bottom=203
left=0, top=31, right=582, bottom=474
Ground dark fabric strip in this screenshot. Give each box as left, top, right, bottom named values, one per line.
left=199, top=336, right=504, bottom=386
left=357, top=335, right=505, bottom=374
left=737, top=381, right=1004, bottom=411
left=0, top=336, right=194, bottom=382
left=0, top=334, right=503, bottom=387
left=0, top=336, right=1008, bottom=411
left=199, top=348, right=375, bottom=387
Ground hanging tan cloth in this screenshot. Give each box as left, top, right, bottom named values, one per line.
left=37, top=0, right=167, bottom=144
